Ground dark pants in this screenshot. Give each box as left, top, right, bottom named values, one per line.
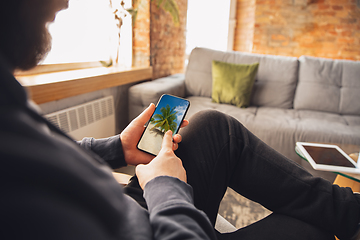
left=126, top=110, right=360, bottom=240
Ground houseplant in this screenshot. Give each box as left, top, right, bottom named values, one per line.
left=102, top=0, right=180, bottom=67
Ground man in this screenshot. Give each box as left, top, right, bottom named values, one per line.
left=0, top=1, right=359, bottom=239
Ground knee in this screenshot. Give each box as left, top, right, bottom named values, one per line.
left=190, top=110, right=227, bottom=124
left=185, top=110, right=253, bottom=146
left=181, top=110, right=224, bottom=134
left=186, top=110, right=244, bottom=136
left=189, top=110, right=243, bottom=129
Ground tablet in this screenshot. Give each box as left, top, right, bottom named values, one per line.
left=295, top=142, right=360, bottom=174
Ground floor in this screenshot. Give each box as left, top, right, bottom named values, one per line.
left=218, top=188, right=271, bottom=229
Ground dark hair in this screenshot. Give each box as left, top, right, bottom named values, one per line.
left=0, top=1, right=25, bottom=68
left=0, top=0, right=51, bottom=70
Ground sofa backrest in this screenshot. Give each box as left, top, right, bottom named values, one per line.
left=185, top=47, right=299, bottom=109
left=294, top=56, right=360, bottom=116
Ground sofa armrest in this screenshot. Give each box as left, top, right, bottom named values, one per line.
left=128, top=73, right=186, bottom=121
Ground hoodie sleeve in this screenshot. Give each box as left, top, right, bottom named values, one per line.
left=144, top=176, right=217, bottom=240
left=77, top=135, right=126, bottom=169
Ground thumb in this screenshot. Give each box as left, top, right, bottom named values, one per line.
left=133, top=103, right=155, bottom=126
left=135, top=164, right=150, bottom=189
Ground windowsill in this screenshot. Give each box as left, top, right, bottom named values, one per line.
left=16, top=65, right=153, bottom=104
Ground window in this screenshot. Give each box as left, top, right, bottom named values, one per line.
left=185, top=0, right=232, bottom=57
left=42, top=0, right=132, bottom=68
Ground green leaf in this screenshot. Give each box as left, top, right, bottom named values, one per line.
left=126, top=8, right=138, bottom=26
left=150, top=104, right=178, bottom=133
left=155, top=0, right=164, bottom=7
left=161, top=0, right=179, bottom=25
left=151, top=0, right=180, bottom=26
left=100, top=58, right=113, bottom=67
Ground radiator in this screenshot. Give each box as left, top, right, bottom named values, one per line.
left=45, top=96, right=115, bottom=141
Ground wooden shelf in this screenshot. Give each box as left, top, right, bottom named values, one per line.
left=17, top=66, right=152, bottom=104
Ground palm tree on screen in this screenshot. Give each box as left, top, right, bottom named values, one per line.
left=150, top=104, right=178, bottom=133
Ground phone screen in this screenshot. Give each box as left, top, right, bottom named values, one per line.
left=137, top=94, right=190, bottom=156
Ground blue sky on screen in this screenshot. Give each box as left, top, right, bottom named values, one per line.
left=154, top=95, right=189, bottom=130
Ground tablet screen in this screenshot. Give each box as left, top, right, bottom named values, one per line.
left=303, top=146, right=356, bottom=168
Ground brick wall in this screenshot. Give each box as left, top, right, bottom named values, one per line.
left=150, top=0, right=188, bottom=79
left=132, top=0, right=150, bottom=67
left=234, top=0, right=360, bottom=60
left=234, top=0, right=256, bottom=52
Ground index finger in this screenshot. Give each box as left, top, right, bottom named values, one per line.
left=161, top=130, right=174, bottom=151
left=180, top=119, right=189, bottom=128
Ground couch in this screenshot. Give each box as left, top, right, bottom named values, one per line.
left=128, top=47, right=360, bottom=181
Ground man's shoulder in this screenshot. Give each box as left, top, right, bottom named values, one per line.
left=0, top=107, right=153, bottom=239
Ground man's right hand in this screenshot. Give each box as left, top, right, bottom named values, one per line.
left=135, top=130, right=187, bottom=190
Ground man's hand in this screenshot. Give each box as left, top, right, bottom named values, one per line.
left=120, top=103, right=189, bottom=166
left=136, top=130, right=187, bottom=189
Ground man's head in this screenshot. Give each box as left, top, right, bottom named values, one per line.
left=0, top=0, right=69, bottom=71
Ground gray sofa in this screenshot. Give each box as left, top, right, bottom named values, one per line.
left=129, top=47, right=360, bottom=181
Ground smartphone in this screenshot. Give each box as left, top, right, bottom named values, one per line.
left=137, top=94, right=190, bottom=156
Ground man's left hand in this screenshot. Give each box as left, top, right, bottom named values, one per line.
left=120, top=103, right=189, bottom=166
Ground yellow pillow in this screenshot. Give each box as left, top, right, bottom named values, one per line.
left=212, top=60, right=259, bottom=108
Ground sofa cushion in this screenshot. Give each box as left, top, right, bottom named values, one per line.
left=185, top=47, right=299, bottom=109
left=211, top=61, right=259, bottom=108
left=128, top=74, right=186, bottom=121
left=294, top=56, right=360, bottom=115
left=185, top=96, right=257, bottom=124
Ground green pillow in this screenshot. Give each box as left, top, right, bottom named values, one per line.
left=212, top=60, right=259, bottom=108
